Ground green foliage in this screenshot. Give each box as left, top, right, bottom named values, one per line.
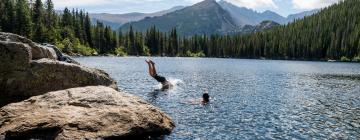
left=61, top=38, right=73, bottom=53
left=186, top=51, right=205, bottom=57
left=73, top=43, right=96, bottom=56
left=1, top=0, right=15, bottom=33
left=55, top=41, right=65, bottom=50
left=0, top=0, right=100, bottom=56
left=114, top=46, right=127, bottom=56
left=142, top=46, right=150, bottom=56
left=57, top=38, right=96, bottom=56
left=352, top=56, right=360, bottom=62
left=15, top=0, right=32, bottom=37
left=32, top=0, right=45, bottom=42
left=341, top=56, right=351, bottom=62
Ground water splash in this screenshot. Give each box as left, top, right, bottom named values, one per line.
left=154, top=77, right=184, bottom=91
left=168, top=77, right=184, bottom=86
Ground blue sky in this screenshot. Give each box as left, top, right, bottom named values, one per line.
left=52, top=0, right=340, bottom=17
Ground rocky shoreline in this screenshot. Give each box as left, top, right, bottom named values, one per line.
left=0, top=32, right=175, bottom=139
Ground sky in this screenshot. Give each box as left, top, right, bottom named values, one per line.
left=52, top=0, right=341, bottom=17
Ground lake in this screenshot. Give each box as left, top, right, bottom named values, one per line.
left=75, top=57, right=360, bottom=139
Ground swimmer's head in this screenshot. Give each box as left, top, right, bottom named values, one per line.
left=203, top=93, right=210, bottom=103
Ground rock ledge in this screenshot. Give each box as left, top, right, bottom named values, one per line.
left=0, top=86, right=175, bottom=139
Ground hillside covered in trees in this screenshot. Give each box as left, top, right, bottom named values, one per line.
left=0, top=0, right=359, bottom=61
left=0, top=0, right=116, bottom=55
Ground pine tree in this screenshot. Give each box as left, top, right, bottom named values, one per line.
left=62, top=8, right=72, bottom=27
left=128, top=25, right=135, bottom=55
left=15, top=0, right=32, bottom=38
left=45, top=0, right=56, bottom=27
left=170, top=28, right=178, bottom=56
left=44, top=0, right=57, bottom=43
left=1, top=0, right=15, bottom=33
left=0, top=0, right=4, bottom=30
left=32, top=0, right=46, bottom=42
left=84, top=13, right=93, bottom=47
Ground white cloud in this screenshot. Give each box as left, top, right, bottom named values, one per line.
left=52, top=0, right=112, bottom=8
left=224, top=0, right=278, bottom=9
left=53, top=0, right=278, bottom=9
left=292, top=0, right=341, bottom=9
left=184, top=0, right=278, bottom=9
left=51, top=0, right=279, bottom=14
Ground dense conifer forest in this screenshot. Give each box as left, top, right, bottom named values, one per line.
left=0, top=0, right=359, bottom=61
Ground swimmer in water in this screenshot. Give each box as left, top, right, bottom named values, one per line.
left=202, top=93, right=210, bottom=104
left=146, top=59, right=172, bottom=90
left=185, top=92, right=210, bottom=105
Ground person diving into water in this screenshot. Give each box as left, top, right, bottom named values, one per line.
left=146, top=59, right=173, bottom=90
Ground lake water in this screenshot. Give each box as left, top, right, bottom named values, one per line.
left=75, top=57, right=360, bottom=139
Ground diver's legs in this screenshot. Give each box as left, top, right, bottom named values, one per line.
left=146, top=60, right=155, bottom=76
left=150, top=60, right=157, bottom=75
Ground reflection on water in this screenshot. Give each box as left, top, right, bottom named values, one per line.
left=75, top=57, right=360, bottom=139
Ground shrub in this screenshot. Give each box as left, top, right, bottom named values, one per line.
left=115, top=46, right=127, bottom=56
left=352, top=56, right=360, bottom=62
left=61, top=38, right=73, bottom=54
left=56, top=38, right=96, bottom=56
left=55, top=41, right=65, bottom=51
left=142, top=46, right=150, bottom=56
left=186, top=51, right=205, bottom=57
left=73, top=43, right=96, bottom=56
left=341, top=56, right=351, bottom=62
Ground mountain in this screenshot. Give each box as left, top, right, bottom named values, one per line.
left=121, top=0, right=237, bottom=36
left=256, top=20, right=280, bottom=30
left=150, top=6, right=185, bottom=17
left=119, top=0, right=320, bottom=36
left=90, top=6, right=185, bottom=29
left=217, top=0, right=360, bottom=60
left=240, top=20, right=280, bottom=33
left=260, top=10, right=287, bottom=24
left=90, top=18, right=124, bottom=29
left=218, top=1, right=262, bottom=26
left=218, top=0, right=286, bottom=26
left=219, top=0, right=319, bottom=25
left=286, top=9, right=320, bottom=23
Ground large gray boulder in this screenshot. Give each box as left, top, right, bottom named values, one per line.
left=0, top=86, right=175, bottom=139
left=1, top=59, right=118, bottom=106
left=0, top=32, right=117, bottom=107
left=0, top=32, right=58, bottom=60
left=0, top=32, right=78, bottom=64
left=0, top=41, right=32, bottom=73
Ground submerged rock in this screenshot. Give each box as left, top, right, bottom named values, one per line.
left=0, top=32, right=117, bottom=106
left=0, top=86, right=175, bottom=139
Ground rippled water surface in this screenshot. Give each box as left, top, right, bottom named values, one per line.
left=75, top=57, right=360, bottom=139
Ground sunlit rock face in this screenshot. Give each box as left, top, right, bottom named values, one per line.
left=0, top=32, right=117, bottom=107
left=0, top=86, right=175, bottom=139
